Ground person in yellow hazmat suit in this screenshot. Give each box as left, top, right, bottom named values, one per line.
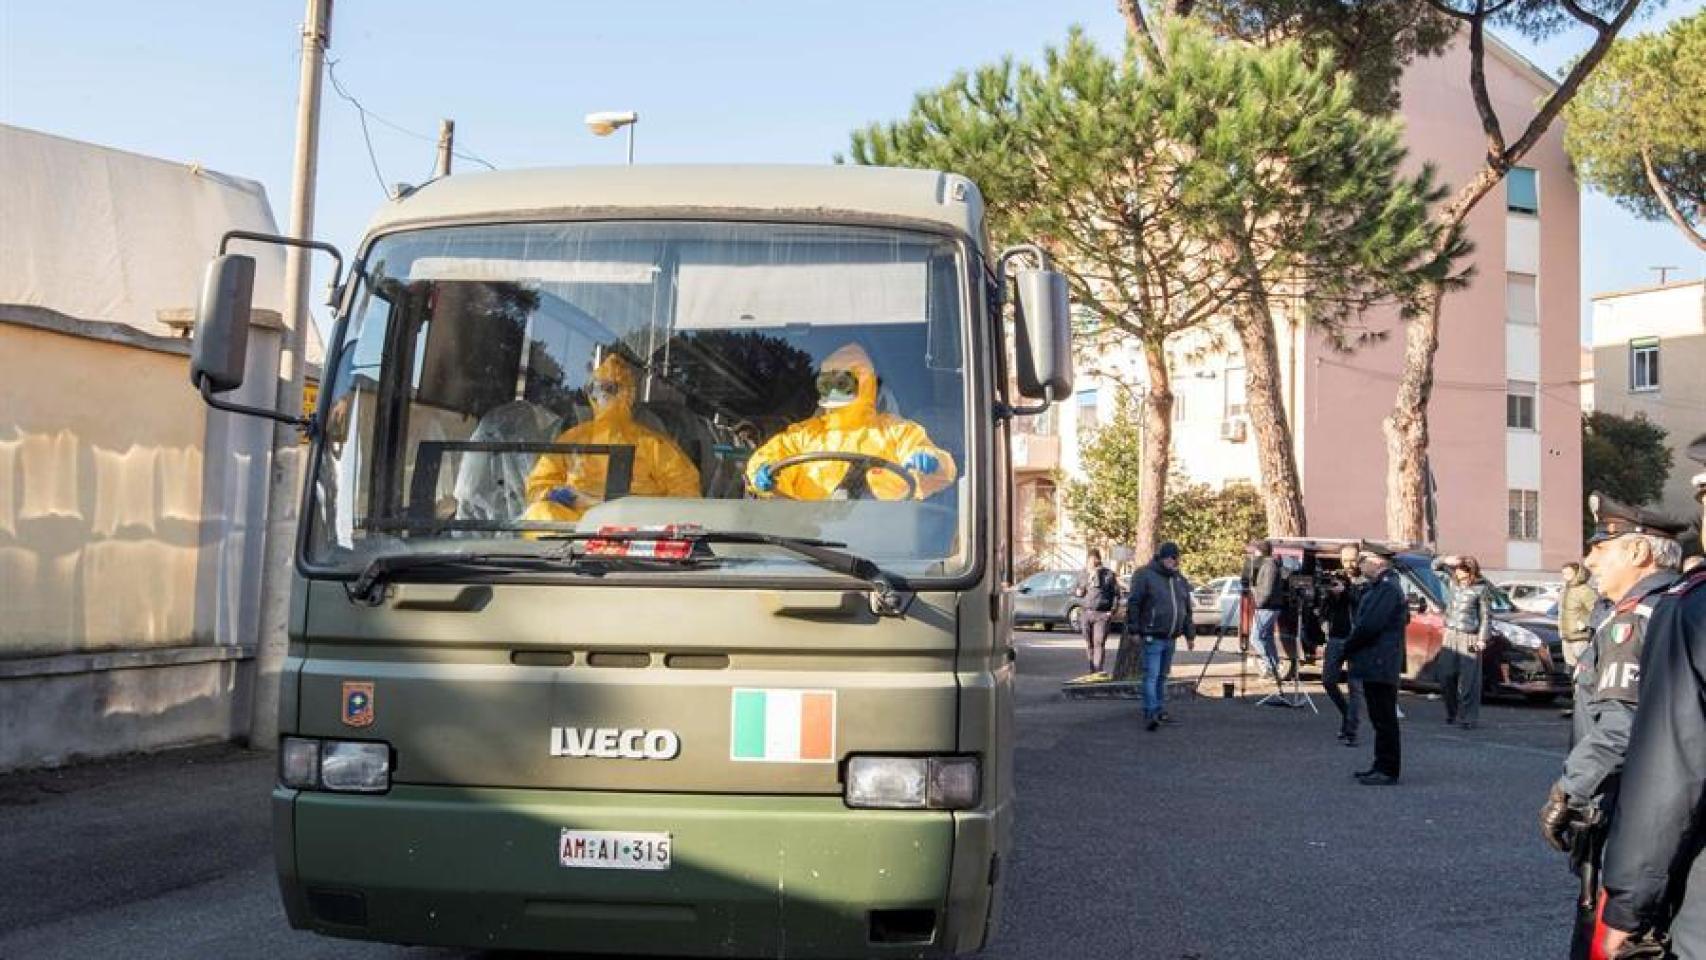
left=521, top=352, right=700, bottom=522
left=745, top=343, right=957, bottom=501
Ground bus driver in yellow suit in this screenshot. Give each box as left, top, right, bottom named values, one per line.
left=745, top=343, right=957, bottom=501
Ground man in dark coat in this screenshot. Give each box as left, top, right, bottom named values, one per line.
left=1127, top=542, right=1196, bottom=732
left=1341, top=549, right=1408, bottom=786
left=1600, top=435, right=1706, bottom=960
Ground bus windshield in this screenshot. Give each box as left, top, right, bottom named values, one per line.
left=306, top=220, right=974, bottom=582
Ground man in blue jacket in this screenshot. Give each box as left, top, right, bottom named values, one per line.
left=1341, top=549, right=1408, bottom=786
left=1126, top=542, right=1197, bottom=732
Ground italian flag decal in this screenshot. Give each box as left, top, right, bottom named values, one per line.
left=730, top=689, right=836, bottom=763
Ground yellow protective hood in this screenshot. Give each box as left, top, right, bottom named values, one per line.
left=819, top=342, right=880, bottom=430
left=588, top=352, right=638, bottom=423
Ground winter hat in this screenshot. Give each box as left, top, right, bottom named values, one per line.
left=1155, top=542, right=1181, bottom=562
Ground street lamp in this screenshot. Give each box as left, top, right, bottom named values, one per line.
left=584, top=110, right=638, bottom=164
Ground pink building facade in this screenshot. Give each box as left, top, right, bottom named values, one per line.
left=1297, top=38, right=1582, bottom=574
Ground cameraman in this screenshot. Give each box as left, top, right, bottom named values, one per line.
left=1246, top=541, right=1287, bottom=680
left=1318, top=543, right=1366, bottom=746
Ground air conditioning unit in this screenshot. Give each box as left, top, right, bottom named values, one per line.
left=1220, top=418, right=1248, bottom=442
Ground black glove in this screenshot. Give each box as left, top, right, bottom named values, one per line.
left=1539, top=784, right=1577, bottom=854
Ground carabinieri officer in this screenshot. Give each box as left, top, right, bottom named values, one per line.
left=1600, top=435, right=1706, bottom=958
left=1539, top=492, right=1688, bottom=960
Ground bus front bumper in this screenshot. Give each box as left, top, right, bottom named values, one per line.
left=273, top=785, right=998, bottom=958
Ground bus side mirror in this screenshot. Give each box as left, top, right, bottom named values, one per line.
left=191, top=254, right=256, bottom=394
left=1012, top=267, right=1072, bottom=402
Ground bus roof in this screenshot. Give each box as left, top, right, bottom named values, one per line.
left=361, top=164, right=987, bottom=247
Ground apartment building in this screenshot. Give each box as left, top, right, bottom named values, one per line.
left=1021, top=35, right=1583, bottom=578
left=1590, top=279, right=1706, bottom=523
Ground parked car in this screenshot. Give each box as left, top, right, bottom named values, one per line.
left=1192, top=576, right=1243, bottom=633
left=1497, top=580, right=1563, bottom=615
left=1260, top=539, right=1570, bottom=701
left=1012, top=569, right=1125, bottom=633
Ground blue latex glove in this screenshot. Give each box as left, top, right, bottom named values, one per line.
left=545, top=485, right=580, bottom=509
left=751, top=463, right=776, bottom=493
left=904, top=451, right=940, bottom=475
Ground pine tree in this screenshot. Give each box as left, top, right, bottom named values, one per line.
left=1565, top=12, right=1706, bottom=252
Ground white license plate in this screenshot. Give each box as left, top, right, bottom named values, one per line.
left=558, top=829, right=672, bottom=871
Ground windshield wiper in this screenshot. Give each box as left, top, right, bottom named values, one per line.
left=346, top=531, right=912, bottom=616
left=346, top=547, right=590, bottom=604
left=548, top=529, right=914, bottom=616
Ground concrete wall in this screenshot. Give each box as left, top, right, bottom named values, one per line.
left=1, top=322, right=205, bottom=655
left=0, top=312, right=279, bottom=770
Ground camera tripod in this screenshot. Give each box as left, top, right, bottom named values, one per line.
left=1254, top=605, right=1318, bottom=713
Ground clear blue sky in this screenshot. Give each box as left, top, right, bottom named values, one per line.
left=3, top=0, right=1701, bottom=338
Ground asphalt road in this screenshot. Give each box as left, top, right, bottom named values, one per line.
left=0, top=632, right=1577, bottom=959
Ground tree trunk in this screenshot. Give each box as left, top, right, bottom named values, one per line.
left=1225, top=238, right=1308, bottom=537
left=1382, top=283, right=1442, bottom=545
left=1231, top=307, right=1308, bottom=538
left=1112, top=340, right=1174, bottom=681
left=1135, top=341, right=1173, bottom=566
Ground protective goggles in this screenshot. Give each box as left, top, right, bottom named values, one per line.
left=815, top=369, right=859, bottom=403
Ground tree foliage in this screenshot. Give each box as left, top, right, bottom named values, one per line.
left=1164, top=481, right=1270, bottom=582
left=1582, top=411, right=1674, bottom=522
left=1564, top=12, right=1706, bottom=251
left=1062, top=393, right=1148, bottom=549
left=1184, top=0, right=1456, bottom=112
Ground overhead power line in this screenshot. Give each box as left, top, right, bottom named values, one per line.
left=324, top=57, right=497, bottom=199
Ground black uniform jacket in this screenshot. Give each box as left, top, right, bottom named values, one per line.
left=1343, top=569, right=1406, bottom=685
left=1559, top=570, right=1679, bottom=805
left=1602, top=569, right=1706, bottom=941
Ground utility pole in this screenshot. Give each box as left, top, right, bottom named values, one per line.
left=250, top=0, right=331, bottom=749
left=434, top=118, right=455, bottom=178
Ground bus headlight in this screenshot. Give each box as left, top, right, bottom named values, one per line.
left=279, top=736, right=391, bottom=794
left=281, top=737, right=320, bottom=789
left=845, top=756, right=980, bottom=810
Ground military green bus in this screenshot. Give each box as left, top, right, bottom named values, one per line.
left=190, top=165, right=1071, bottom=957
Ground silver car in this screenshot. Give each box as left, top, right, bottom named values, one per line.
left=1013, top=569, right=1126, bottom=633
left=1498, top=580, right=1562, bottom=615
left=1192, top=576, right=1243, bottom=633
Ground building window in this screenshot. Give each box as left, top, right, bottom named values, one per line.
left=1507, top=168, right=1539, bottom=215
left=1630, top=338, right=1660, bottom=392
left=1076, top=388, right=1099, bottom=432
left=1508, top=489, right=1540, bottom=541
left=1505, top=273, right=1538, bottom=325
left=1506, top=380, right=1537, bottom=430
left=1224, top=366, right=1247, bottom=419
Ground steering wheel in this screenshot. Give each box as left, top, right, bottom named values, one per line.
left=763, top=451, right=919, bottom=501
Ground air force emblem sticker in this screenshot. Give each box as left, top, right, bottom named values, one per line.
left=342, top=681, right=376, bottom=728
